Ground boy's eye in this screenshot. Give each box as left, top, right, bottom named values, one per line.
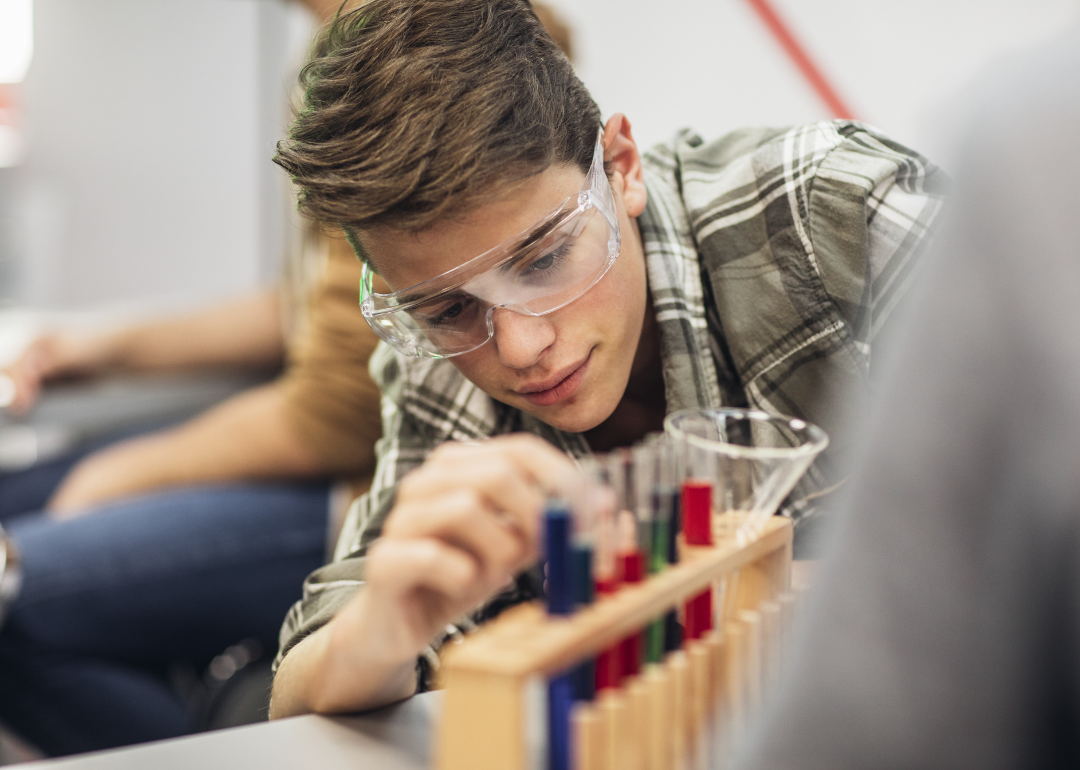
left=523, top=242, right=571, bottom=275
left=529, top=253, right=557, bottom=272
left=437, top=302, right=465, bottom=321
left=423, top=295, right=476, bottom=328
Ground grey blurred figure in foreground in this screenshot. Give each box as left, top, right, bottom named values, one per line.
left=737, top=25, right=1080, bottom=770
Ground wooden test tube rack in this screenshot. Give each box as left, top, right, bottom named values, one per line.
left=435, top=513, right=793, bottom=770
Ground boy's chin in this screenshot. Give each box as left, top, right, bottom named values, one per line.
left=523, top=395, right=618, bottom=436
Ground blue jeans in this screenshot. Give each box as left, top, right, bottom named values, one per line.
left=0, top=441, right=329, bottom=757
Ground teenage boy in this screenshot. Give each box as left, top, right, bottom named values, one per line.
left=269, top=0, right=946, bottom=717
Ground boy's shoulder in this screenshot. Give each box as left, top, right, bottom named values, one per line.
left=370, top=342, right=499, bottom=444
left=645, top=120, right=944, bottom=209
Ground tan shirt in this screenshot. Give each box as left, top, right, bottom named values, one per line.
left=279, top=231, right=382, bottom=494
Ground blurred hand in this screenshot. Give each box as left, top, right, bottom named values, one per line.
left=1, top=332, right=114, bottom=414
left=46, top=442, right=146, bottom=517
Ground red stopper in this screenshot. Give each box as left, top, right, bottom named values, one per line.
left=595, top=647, right=621, bottom=690
left=682, top=480, right=713, bottom=546
left=684, top=590, right=714, bottom=641
left=619, top=633, right=642, bottom=678
left=617, top=550, right=645, bottom=584
left=594, top=577, right=620, bottom=596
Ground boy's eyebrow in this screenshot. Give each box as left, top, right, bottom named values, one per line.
left=398, top=208, right=575, bottom=304
left=515, top=210, right=566, bottom=253
left=409, top=288, right=472, bottom=316
left=498, top=209, right=572, bottom=270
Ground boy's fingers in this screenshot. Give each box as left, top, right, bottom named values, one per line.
left=389, top=489, right=529, bottom=581
left=487, top=434, right=579, bottom=494
left=368, top=537, right=480, bottom=600
left=398, top=454, right=545, bottom=550
left=407, top=434, right=580, bottom=543
left=430, top=434, right=577, bottom=494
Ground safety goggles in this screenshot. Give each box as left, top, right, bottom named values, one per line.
left=359, top=131, right=621, bottom=359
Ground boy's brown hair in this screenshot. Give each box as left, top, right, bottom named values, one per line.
left=274, top=0, right=601, bottom=243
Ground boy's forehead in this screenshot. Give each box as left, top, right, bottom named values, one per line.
left=360, top=164, right=586, bottom=292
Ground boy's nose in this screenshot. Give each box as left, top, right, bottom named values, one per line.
left=490, top=307, right=556, bottom=369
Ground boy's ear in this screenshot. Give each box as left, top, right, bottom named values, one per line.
left=602, top=113, right=647, bottom=218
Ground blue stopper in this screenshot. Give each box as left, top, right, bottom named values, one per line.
left=544, top=500, right=573, bottom=616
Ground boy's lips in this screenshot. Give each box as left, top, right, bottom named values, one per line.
left=516, top=352, right=593, bottom=407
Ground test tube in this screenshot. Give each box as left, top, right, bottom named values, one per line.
left=636, top=440, right=668, bottom=663
left=567, top=465, right=601, bottom=703
left=681, top=436, right=714, bottom=641
left=581, top=456, right=619, bottom=597
left=665, top=437, right=684, bottom=653
left=544, top=495, right=576, bottom=767
left=609, top=449, right=645, bottom=585
left=609, top=451, right=639, bottom=678
left=650, top=438, right=679, bottom=575
left=547, top=671, right=574, bottom=770
left=544, top=499, right=573, bottom=616
left=581, top=455, right=621, bottom=692
left=571, top=485, right=596, bottom=609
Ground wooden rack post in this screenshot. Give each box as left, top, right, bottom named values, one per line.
left=435, top=514, right=793, bottom=770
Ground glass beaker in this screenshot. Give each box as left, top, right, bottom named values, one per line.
left=664, top=408, right=828, bottom=545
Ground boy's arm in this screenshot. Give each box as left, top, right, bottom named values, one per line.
left=269, top=435, right=575, bottom=717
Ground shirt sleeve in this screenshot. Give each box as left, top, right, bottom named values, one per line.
left=273, top=342, right=429, bottom=671
left=808, top=124, right=949, bottom=374
left=278, top=232, right=384, bottom=480
left=779, top=124, right=948, bottom=525
left=273, top=342, right=541, bottom=682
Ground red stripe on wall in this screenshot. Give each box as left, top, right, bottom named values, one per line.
left=744, top=0, right=857, bottom=120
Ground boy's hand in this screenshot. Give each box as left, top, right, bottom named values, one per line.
left=362, top=434, right=576, bottom=651
left=273, top=433, right=578, bottom=717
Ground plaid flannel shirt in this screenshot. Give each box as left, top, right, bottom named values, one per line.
left=275, top=121, right=947, bottom=683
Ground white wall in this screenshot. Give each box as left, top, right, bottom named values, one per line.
left=2, top=0, right=313, bottom=313
left=544, top=0, right=1079, bottom=158
left=3, top=0, right=1078, bottom=313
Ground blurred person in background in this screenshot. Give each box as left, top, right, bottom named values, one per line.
left=0, top=0, right=574, bottom=757
left=736, top=24, right=1080, bottom=770
left=0, top=230, right=381, bottom=754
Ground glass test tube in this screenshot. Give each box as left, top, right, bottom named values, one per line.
left=571, top=484, right=595, bottom=609
left=664, top=436, right=685, bottom=652
left=613, top=449, right=648, bottom=679
left=544, top=499, right=574, bottom=616
left=547, top=671, right=574, bottom=770
left=581, top=456, right=619, bottom=597
left=680, top=433, right=715, bottom=641
left=610, top=449, right=645, bottom=585
left=568, top=466, right=598, bottom=703
left=594, top=450, right=639, bottom=683
left=578, top=456, right=620, bottom=693
left=642, top=438, right=679, bottom=662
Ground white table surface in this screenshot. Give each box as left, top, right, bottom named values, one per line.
left=15, top=693, right=441, bottom=770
